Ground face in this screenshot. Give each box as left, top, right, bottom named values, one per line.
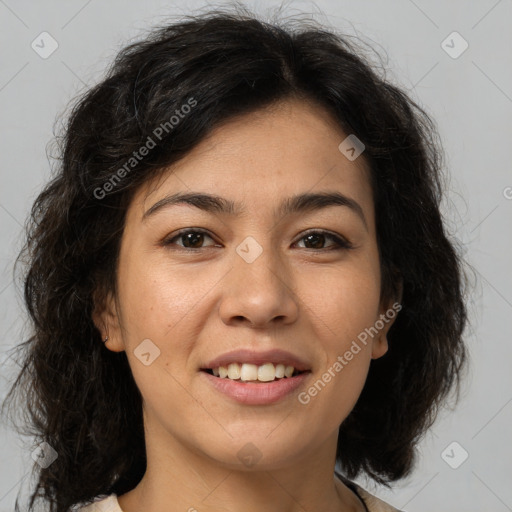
left=95, top=97, right=399, bottom=471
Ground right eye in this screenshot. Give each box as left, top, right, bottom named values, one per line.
left=161, top=228, right=217, bottom=250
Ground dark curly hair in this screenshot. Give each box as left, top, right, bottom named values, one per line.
left=1, top=4, right=472, bottom=511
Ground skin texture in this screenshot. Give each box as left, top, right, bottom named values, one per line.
left=94, top=97, right=399, bottom=512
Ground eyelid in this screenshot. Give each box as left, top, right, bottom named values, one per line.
left=161, top=228, right=217, bottom=248
left=161, top=227, right=353, bottom=250
left=296, top=228, right=353, bottom=249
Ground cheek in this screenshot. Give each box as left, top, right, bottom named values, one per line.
left=292, top=261, right=379, bottom=419
left=298, top=331, right=372, bottom=431
left=118, top=247, right=210, bottom=339
left=296, top=255, right=382, bottom=342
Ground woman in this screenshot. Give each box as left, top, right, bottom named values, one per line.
left=1, top=5, right=469, bottom=512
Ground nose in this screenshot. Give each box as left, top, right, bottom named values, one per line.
left=218, top=241, right=299, bottom=329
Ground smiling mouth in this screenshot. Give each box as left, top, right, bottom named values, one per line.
left=201, top=364, right=310, bottom=384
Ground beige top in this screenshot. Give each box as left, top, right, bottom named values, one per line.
left=348, top=481, right=404, bottom=512
left=77, top=479, right=404, bottom=512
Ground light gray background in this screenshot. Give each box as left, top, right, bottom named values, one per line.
left=0, top=1, right=511, bottom=511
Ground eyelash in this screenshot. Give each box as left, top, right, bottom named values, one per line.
left=162, top=228, right=353, bottom=252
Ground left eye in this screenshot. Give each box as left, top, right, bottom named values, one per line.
left=294, top=230, right=352, bottom=250
left=162, top=229, right=352, bottom=251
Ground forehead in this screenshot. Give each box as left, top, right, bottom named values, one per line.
left=134, top=97, right=374, bottom=227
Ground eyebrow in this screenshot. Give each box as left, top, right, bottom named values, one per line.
left=143, top=190, right=368, bottom=230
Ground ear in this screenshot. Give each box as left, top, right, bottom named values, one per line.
left=371, top=277, right=403, bottom=360
left=92, top=289, right=125, bottom=353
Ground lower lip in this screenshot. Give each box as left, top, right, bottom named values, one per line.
left=200, top=370, right=311, bottom=405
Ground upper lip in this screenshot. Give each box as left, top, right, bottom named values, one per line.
left=201, top=348, right=312, bottom=372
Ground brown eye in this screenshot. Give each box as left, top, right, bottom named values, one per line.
left=294, top=230, right=352, bottom=251
left=301, top=233, right=327, bottom=249
left=163, top=229, right=216, bottom=249
left=162, top=228, right=352, bottom=252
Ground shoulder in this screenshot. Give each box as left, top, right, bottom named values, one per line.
left=336, top=471, right=405, bottom=512
left=74, top=494, right=122, bottom=512
left=74, top=481, right=404, bottom=512
left=350, top=481, right=405, bottom=512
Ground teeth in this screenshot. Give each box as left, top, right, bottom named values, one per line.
left=257, top=363, right=275, bottom=382
left=227, top=363, right=241, bottom=380
left=211, top=363, right=299, bottom=382
left=275, top=364, right=285, bottom=378
left=240, top=363, right=258, bottom=381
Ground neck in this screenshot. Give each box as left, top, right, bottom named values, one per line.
left=117, top=419, right=364, bottom=512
